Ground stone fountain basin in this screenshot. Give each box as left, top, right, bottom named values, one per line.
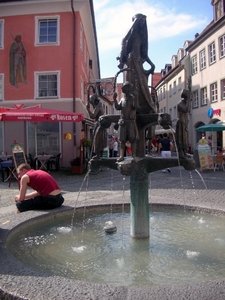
left=1, top=199, right=225, bottom=300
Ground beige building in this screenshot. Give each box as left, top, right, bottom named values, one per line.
left=155, top=0, right=225, bottom=154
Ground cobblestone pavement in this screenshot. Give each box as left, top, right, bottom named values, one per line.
left=1, top=165, right=225, bottom=218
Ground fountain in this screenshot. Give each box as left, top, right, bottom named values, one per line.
left=3, top=13, right=225, bottom=300
left=89, top=13, right=195, bottom=238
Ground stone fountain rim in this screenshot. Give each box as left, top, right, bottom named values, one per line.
left=1, top=201, right=225, bottom=300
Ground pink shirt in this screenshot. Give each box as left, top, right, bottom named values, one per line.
left=27, top=169, right=60, bottom=196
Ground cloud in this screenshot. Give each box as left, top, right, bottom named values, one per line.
left=93, top=0, right=207, bottom=52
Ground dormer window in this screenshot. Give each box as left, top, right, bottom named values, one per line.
left=212, top=0, right=224, bottom=21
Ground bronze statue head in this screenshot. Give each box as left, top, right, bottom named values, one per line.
left=89, top=94, right=99, bottom=108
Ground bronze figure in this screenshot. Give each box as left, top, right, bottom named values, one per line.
left=86, top=93, right=107, bottom=159
left=176, top=89, right=192, bottom=158
left=113, top=81, right=139, bottom=161
left=117, top=13, right=155, bottom=114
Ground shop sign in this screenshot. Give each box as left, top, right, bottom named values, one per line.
left=208, top=108, right=221, bottom=118
left=197, top=138, right=213, bottom=170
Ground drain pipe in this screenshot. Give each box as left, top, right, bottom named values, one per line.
left=71, top=0, right=76, bottom=147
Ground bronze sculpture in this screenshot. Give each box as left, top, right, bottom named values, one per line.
left=113, top=81, right=139, bottom=161
left=117, top=13, right=156, bottom=114
left=176, top=89, right=192, bottom=159
left=89, top=13, right=195, bottom=239
left=86, top=92, right=107, bottom=159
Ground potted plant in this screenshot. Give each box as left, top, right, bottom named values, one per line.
left=83, top=139, right=92, bottom=148
left=83, top=139, right=92, bottom=160
left=70, top=157, right=83, bottom=174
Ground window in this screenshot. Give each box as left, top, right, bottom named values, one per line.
left=210, top=82, right=218, bottom=102
left=215, top=0, right=223, bottom=20
left=169, top=108, right=172, bottom=119
left=201, top=87, right=207, bottom=106
left=173, top=81, right=176, bottom=94
left=80, top=22, right=83, bottom=50
left=84, top=40, right=87, bottom=63
left=36, top=16, right=59, bottom=45
left=163, top=86, right=166, bottom=99
left=178, top=77, right=182, bottom=90
left=192, top=90, right=198, bottom=108
left=219, top=34, right=225, bottom=59
left=209, top=42, right=216, bottom=65
left=199, top=49, right=206, bottom=70
left=0, top=20, right=4, bottom=49
left=157, top=89, right=161, bottom=101
left=173, top=106, right=176, bottom=120
left=80, top=76, right=84, bottom=102
left=28, top=122, right=60, bottom=156
left=221, top=78, right=225, bottom=100
left=191, top=55, right=197, bottom=74
left=169, top=84, right=172, bottom=97
left=36, top=72, right=59, bottom=98
left=0, top=74, right=3, bottom=101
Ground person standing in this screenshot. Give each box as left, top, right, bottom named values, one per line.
left=125, top=141, right=132, bottom=156
left=207, top=136, right=212, bottom=152
left=14, top=163, right=64, bottom=214
left=113, top=138, right=118, bottom=157
left=108, top=136, right=114, bottom=157
left=151, top=135, right=159, bottom=155
left=158, top=133, right=173, bottom=173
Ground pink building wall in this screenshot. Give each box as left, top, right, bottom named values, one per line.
left=1, top=12, right=88, bottom=102
left=0, top=8, right=96, bottom=167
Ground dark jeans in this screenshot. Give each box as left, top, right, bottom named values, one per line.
left=16, top=193, right=64, bottom=213
left=109, top=148, right=113, bottom=157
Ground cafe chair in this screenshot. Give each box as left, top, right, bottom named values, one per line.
left=28, top=153, right=35, bottom=169
left=213, top=155, right=225, bottom=171
left=48, top=153, right=61, bottom=171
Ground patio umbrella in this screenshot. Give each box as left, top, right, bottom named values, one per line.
left=0, top=107, right=84, bottom=155
left=196, top=123, right=225, bottom=132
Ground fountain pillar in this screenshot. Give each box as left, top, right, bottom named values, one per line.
left=130, top=170, right=149, bottom=238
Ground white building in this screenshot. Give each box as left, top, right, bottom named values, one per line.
left=155, top=0, right=225, bottom=154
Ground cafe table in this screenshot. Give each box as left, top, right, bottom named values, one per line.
left=0, top=160, right=18, bottom=187
left=0, top=154, right=12, bottom=161
left=34, top=155, right=52, bottom=171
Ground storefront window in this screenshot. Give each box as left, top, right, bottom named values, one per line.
left=27, top=122, right=60, bottom=156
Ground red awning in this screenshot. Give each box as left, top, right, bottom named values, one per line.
left=0, top=107, right=84, bottom=122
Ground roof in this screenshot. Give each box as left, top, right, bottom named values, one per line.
left=151, top=73, right=161, bottom=88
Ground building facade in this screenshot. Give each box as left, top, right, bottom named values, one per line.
left=155, top=0, right=225, bottom=154
left=0, top=0, right=112, bottom=168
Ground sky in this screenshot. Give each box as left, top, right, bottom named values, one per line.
left=93, top=0, right=213, bottom=80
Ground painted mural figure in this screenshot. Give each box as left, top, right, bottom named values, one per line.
left=86, top=93, right=107, bottom=159
left=176, top=89, right=192, bottom=158
left=9, top=33, right=27, bottom=88
left=117, top=13, right=155, bottom=114
left=113, top=81, right=139, bottom=162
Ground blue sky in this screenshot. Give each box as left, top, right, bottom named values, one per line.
left=93, top=0, right=213, bottom=79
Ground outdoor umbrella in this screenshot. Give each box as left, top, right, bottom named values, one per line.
left=196, top=123, right=225, bottom=132
left=0, top=107, right=84, bottom=155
